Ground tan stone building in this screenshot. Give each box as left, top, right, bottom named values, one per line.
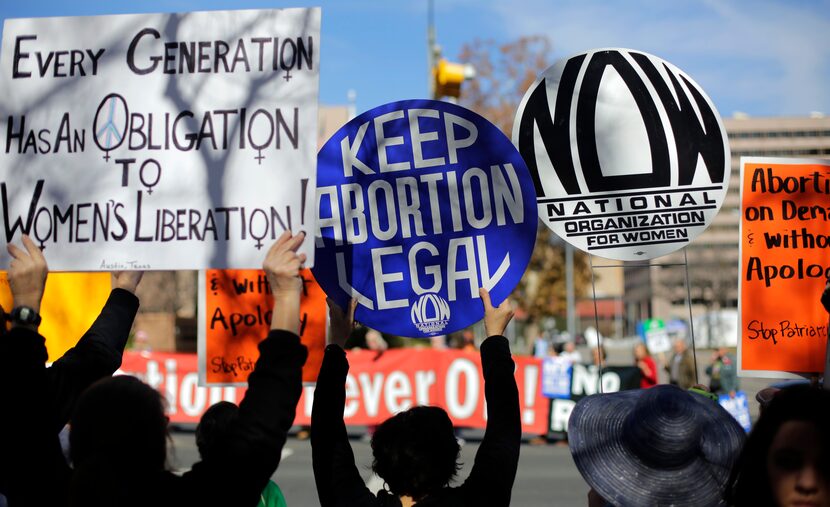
left=623, top=114, right=830, bottom=335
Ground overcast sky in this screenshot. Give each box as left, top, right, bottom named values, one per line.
left=2, top=0, right=828, bottom=117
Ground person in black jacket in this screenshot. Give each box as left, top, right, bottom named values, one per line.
left=0, top=235, right=142, bottom=506
left=311, top=288, right=520, bottom=507
left=66, top=230, right=309, bottom=507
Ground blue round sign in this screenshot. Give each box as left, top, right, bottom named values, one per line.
left=313, top=99, right=537, bottom=338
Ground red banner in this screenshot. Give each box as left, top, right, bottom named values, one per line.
left=121, top=348, right=548, bottom=434
left=121, top=351, right=245, bottom=425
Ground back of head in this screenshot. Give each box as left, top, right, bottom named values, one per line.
left=195, top=401, right=239, bottom=460
left=727, top=386, right=830, bottom=506
left=70, top=375, right=168, bottom=475
left=371, top=406, right=460, bottom=501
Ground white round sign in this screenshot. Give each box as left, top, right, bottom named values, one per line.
left=513, top=48, right=730, bottom=260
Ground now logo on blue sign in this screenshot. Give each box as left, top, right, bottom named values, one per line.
left=313, top=100, right=537, bottom=337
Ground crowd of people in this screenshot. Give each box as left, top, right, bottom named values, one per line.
left=1, top=233, right=829, bottom=506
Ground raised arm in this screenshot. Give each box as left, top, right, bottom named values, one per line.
left=46, top=271, right=142, bottom=431
left=0, top=235, right=67, bottom=503
left=311, top=298, right=376, bottom=507
left=460, top=288, right=521, bottom=506
left=2, top=235, right=49, bottom=372
left=183, top=231, right=309, bottom=505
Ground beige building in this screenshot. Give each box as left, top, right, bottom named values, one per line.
left=623, top=115, right=830, bottom=334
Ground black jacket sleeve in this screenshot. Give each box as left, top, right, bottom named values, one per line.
left=0, top=328, right=69, bottom=505
left=46, top=288, right=139, bottom=432
left=182, top=330, right=308, bottom=506
left=458, top=335, right=521, bottom=506
left=311, top=344, right=378, bottom=507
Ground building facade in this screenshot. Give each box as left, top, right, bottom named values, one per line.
left=623, top=115, right=830, bottom=335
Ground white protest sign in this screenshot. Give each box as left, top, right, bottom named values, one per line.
left=513, top=48, right=730, bottom=260
left=0, top=8, right=320, bottom=270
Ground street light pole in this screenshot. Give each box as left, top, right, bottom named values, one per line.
left=427, top=0, right=437, bottom=97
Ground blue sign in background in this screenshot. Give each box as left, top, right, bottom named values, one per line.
left=313, top=99, right=537, bottom=338
left=542, top=357, right=573, bottom=399
left=718, top=391, right=752, bottom=433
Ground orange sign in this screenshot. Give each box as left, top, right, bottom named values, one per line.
left=201, top=269, right=326, bottom=385
left=0, top=272, right=112, bottom=361
left=740, top=158, right=830, bottom=375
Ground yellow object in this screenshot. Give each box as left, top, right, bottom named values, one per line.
left=0, top=272, right=111, bottom=361
left=433, top=59, right=469, bottom=98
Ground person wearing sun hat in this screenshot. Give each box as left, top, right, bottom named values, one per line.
left=569, top=384, right=746, bottom=507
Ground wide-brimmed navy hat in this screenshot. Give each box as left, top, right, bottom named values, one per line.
left=568, top=385, right=746, bottom=507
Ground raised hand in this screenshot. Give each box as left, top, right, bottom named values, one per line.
left=327, top=297, right=357, bottom=348
left=479, top=288, right=514, bottom=338
left=263, top=231, right=306, bottom=334
left=263, top=231, right=307, bottom=297
left=112, top=271, right=144, bottom=294
left=7, top=235, right=48, bottom=312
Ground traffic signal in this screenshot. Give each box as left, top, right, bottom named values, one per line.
left=433, top=58, right=475, bottom=99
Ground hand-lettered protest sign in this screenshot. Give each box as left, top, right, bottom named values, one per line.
left=513, top=49, right=730, bottom=260
left=739, top=157, right=830, bottom=377
left=641, top=318, right=671, bottom=354
left=197, top=268, right=326, bottom=385
left=0, top=9, right=320, bottom=270
left=312, top=100, right=537, bottom=338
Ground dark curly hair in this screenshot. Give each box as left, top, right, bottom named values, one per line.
left=371, top=405, right=461, bottom=501
left=195, top=401, right=239, bottom=460
left=725, top=386, right=830, bottom=506
left=70, top=375, right=168, bottom=474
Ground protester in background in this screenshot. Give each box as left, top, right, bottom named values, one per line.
left=666, top=338, right=696, bottom=389
left=312, top=288, right=520, bottom=507
left=591, top=344, right=607, bottom=368
left=706, top=348, right=739, bottom=395
left=726, top=386, right=830, bottom=506
left=634, top=342, right=658, bottom=389
left=67, top=231, right=308, bottom=506
left=570, top=385, right=746, bottom=506
left=458, top=329, right=477, bottom=353
left=430, top=334, right=448, bottom=350
left=0, top=235, right=142, bottom=505
left=197, top=402, right=288, bottom=507
left=365, top=329, right=388, bottom=353
left=532, top=333, right=548, bottom=358
left=560, top=341, right=582, bottom=364
left=528, top=343, right=562, bottom=447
